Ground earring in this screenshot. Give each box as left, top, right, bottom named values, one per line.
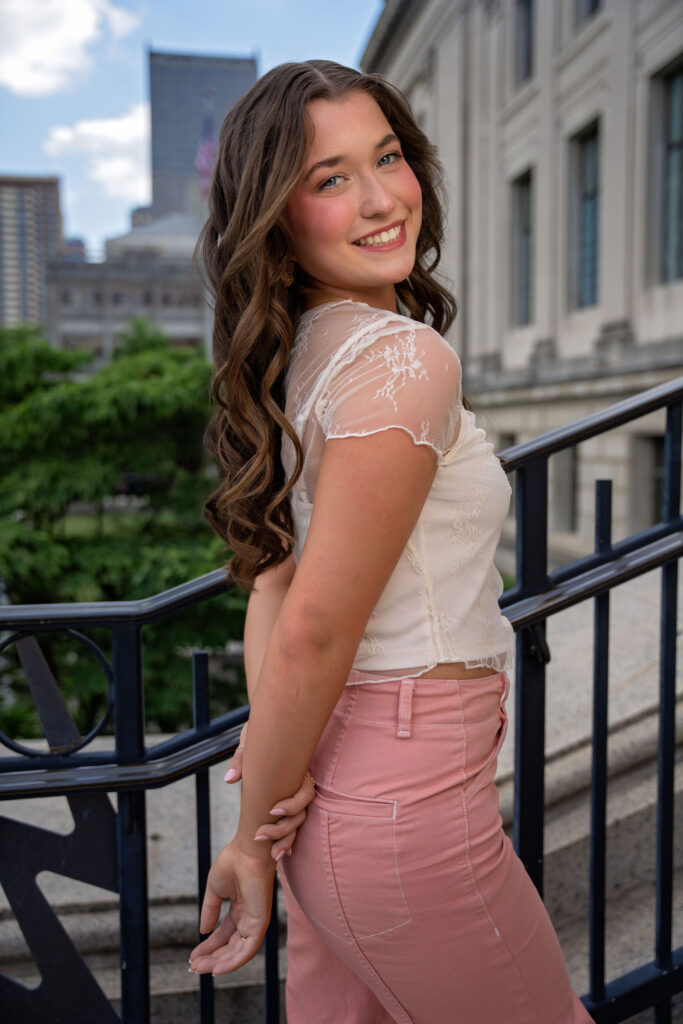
left=279, top=259, right=295, bottom=287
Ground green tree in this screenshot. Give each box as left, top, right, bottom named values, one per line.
left=0, top=321, right=247, bottom=740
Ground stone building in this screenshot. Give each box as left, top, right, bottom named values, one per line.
left=362, top=0, right=683, bottom=564
left=0, top=175, right=62, bottom=329
left=46, top=213, right=206, bottom=362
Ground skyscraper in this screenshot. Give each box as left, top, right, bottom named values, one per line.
left=0, top=176, right=62, bottom=328
left=148, top=50, right=257, bottom=218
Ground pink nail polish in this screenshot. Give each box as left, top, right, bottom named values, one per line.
left=253, top=834, right=269, bottom=841
left=224, top=769, right=237, bottom=782
left=275, top=849, right=286, bottom=862
left=269, top=807, right=285, bottom=815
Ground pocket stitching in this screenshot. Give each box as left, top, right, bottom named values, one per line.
left=319, top=800, right=412, bottom=940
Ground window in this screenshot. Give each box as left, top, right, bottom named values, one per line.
left=661, top=66, right=683, bottom=283
left=514, top=0, right=533, bottom=87
left=511, top=170, right=534, bottom=326
left=570, top=121, right=600, bottom=309
left=575, top=0, right=601, bottom=28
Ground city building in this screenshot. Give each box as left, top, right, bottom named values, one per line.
left=46, top=226, right=205, bottom=362
left=46, top=48, right=258, bottom=358
left=61, top=238, right=87, bottom=263
left=0, top=175, right=62, bottom=329
left=148, top=49, right=258, bottom=219
left=362, top=0, right=683, bottom=565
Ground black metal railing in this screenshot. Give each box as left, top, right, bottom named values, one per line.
left=0, top=375, right=681, bottom=1023
left=499, top=375, right=682, bottom=1023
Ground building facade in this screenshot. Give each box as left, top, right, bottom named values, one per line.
left=362, top=0, right=683, bottom=564
left=148, top=50, right=257, bottom=219
left=46, top=249, right=205, bottom=362
left=0, top=176, right=62, bottom=329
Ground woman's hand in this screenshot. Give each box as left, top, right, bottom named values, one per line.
left=189, top=841, right=275, bottom=975
left=224, top=725, right=317, bottom=862
left=223, top=723, right=248, bottom=783
left=254, top=772, right=317, bottom=861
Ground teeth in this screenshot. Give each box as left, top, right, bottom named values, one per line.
left=356, top=224, right=402, bottom=247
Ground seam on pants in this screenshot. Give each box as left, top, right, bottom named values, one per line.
left=460, top=796, right=542, bottom=1024
left=391, top=815, right=411, bottom=929
left=323, top=817, right=415, bottom=1024
left=458, top=706, right=542, bottom=1024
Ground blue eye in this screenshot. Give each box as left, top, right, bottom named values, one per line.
left=319, top=174, right=344, bottom=190
left=378, top=151, right=401, bottom=167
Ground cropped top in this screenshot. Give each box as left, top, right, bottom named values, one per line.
left=280, top=299, right=515, bottom=680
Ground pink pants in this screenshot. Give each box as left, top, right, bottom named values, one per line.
left=279, top=670, right=594, bottom=1024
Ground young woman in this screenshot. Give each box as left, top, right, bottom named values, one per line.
left=189, top=60, right=593, bottom=1024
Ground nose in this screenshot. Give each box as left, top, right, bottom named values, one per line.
left=358, top=172, right=394, bottom=219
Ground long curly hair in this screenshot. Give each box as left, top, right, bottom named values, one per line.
left=197, top=59, right=458, bottom=589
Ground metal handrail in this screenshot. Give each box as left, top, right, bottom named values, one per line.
left=497, top=375, right=683, bottom=470
left=1, top=371, right=681, bottom=1024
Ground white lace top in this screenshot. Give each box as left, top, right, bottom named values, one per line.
left=281, top=299, right=514, bottom=680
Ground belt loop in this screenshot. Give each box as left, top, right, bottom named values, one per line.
left=396, top=680, right=415, bottom=738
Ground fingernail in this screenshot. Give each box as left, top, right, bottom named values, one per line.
left=269, top=807, right=285, bottom=815
left=253, top=834, right=269, bottom=841
left=286, top=847, right=292, bottom=856
left=188, top=967, right=196, bottom=973
left=275, top=849, right=286, bottom=862
left=224, top=769, right=237, bottom=782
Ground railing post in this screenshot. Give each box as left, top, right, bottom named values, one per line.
left=654, top=401, right=681, bottom=1024
left=193, top=651, right=215, bottom=1024
left=589, top=480, right=611, bottom=1003
left=513, top=454, right=550, bottom=896
left=113, top=622, right=150, bottom=1024
left=264, top=877, right=280, bottom=1024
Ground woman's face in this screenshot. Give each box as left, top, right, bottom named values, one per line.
left=285, top=90, right=422, bottom=313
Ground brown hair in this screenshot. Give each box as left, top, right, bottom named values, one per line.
left=197, top=59, right=457, bottom=588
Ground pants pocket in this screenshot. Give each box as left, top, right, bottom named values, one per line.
left=284, top=784, right=411, bottom=943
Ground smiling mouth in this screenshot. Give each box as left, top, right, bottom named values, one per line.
left=353, top=222, right=404, bottom=248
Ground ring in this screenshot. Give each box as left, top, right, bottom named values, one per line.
left=303, top=772, right=316, bottom=786
left=237, top=744, right=245, bottom=751
left=240, top=934, right=247, bottom=942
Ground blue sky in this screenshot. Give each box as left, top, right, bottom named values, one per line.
left=0, top=0, right=384, bottom=258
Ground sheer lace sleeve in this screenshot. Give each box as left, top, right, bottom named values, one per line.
left=314, top=321, right=462, bottom=461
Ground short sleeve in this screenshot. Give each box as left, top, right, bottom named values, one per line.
left=314, top=322, right=462, bottom=460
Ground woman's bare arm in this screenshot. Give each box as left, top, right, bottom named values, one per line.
left=243, top=555, right=296, bottom=697
left=191, top=427, right=438, bottom=973
left=227, top=553, right=314, bottom=861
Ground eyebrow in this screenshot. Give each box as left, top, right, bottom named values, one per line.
left=303, top=133, right=400, bottom=182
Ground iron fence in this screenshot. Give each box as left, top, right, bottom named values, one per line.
left=0, top=375, right=681, bottom=1022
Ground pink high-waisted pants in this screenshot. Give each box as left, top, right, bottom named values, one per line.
left=279, top=669, right=594, bottom=1024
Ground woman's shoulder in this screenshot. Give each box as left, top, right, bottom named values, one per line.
left=295, top=299, right=459, bottom=370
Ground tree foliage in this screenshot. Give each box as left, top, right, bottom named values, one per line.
left=0, top=322, right=247, bottom=740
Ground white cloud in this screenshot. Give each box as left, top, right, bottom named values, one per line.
left=0, top=0, right=138, bottom=97
left=44, top=102, right=151, bottom=205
